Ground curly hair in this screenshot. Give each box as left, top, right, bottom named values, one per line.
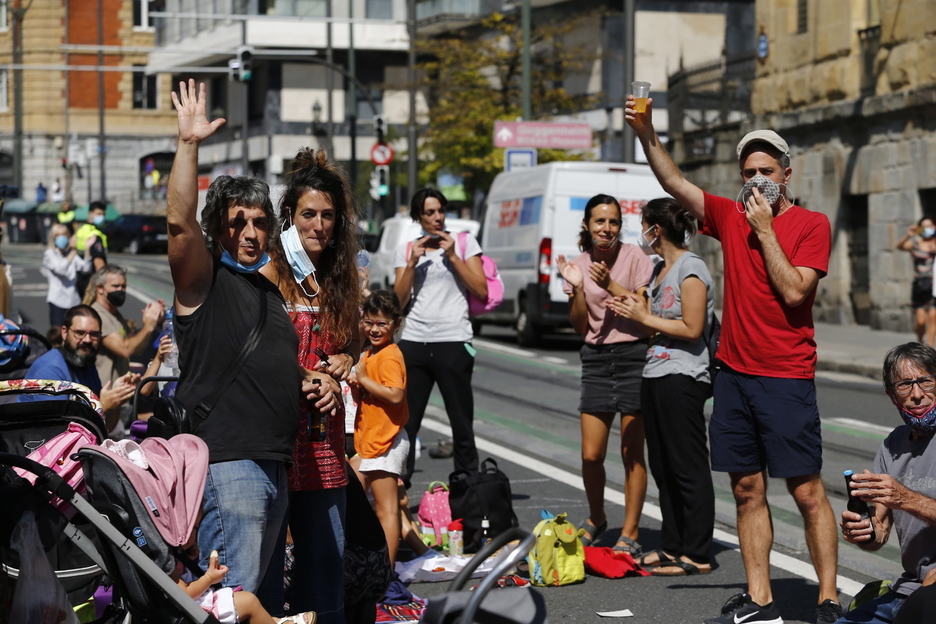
left=201, top=175, right=276, bottom=252
left=268, top=148, right=361, bottom=346
left=577, top=194, right=622, bottom=252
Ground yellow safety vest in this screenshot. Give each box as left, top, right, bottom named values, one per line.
left=75, top=224, right=108, bottom=253
left=57, top=210, right=75, bottom=224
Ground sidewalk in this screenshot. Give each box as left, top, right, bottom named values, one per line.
left=814, top=321, right=916, bottom=380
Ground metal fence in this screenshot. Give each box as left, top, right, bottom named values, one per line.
left=666, top=51, right=756, bottom=141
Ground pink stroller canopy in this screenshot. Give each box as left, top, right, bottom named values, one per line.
left=96, top=434, right=208, bottom=548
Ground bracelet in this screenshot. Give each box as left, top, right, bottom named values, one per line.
left=340, top=349, right=359, bottom=365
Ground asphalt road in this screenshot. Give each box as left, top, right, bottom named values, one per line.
left=4, top=245, right=906, bottom=624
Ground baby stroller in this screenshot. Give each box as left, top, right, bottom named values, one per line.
left=0, top=404, right=219, bottom=623
left=422, top=527, right=548, bottom=624
left=0, top=380, right=110, bottom=618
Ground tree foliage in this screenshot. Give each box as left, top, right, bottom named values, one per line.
left=416, top=11, right=601, bottom=199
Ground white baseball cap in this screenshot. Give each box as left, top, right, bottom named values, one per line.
left=736, top=130, right=790, bottom=163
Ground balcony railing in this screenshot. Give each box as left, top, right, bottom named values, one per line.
left=416, top=0, right=502, bottom=22
left=666, top=51, right=756, bottom=141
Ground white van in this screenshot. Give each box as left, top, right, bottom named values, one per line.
left=368, top=214, right=481, bottom=291
left=479, top=161, right=667, bottom=345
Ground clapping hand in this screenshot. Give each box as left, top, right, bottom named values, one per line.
left=557, top=255, right=583, bottom=289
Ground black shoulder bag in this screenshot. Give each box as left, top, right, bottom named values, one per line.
left=147, top=289, right=268, bottom=439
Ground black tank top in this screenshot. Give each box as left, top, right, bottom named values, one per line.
left=175, top=260, right=300, bottom=463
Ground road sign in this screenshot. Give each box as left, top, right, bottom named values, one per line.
left=505, top=148, right=537, bottom=171
left=370, top=143, right=394, bottom=166
left=494, top=121, right=592, bottom=150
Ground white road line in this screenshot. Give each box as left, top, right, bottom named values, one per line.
left=540, top=356, right=569, bottom=365
left=420, top=409, right=865, bottom=597
left=473, top=338, right=537, bottom=358
left=826, top=417, right=892, bottom=436
left=127, top=286, right=157, bottom=305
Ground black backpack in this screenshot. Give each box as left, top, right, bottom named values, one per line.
left=448, top=458, right=519, bottom=554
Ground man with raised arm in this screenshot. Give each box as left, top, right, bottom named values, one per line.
left=625, top=99, right=839, bottom=624
left=166, top=80, right=338, bottom=615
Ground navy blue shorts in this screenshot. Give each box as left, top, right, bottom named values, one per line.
left=709, top=366, right=822, bottom=478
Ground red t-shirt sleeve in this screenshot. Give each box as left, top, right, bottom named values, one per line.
left=789, top=212, right=832, bottom=276
left=700, top=192, right=739, bottom=240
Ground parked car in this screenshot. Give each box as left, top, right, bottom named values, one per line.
left=100, top=214, right=168, bottom=254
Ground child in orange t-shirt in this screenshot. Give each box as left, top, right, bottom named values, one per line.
left=349, top=290, right=409, bottom=565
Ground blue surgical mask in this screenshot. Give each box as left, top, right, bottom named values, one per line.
left=54, top=235, right=69, bottom=250
left=923, top=227, right=936, bottom=239
left=897, top=403, right=936, bottom=436
left=281, top=224, right=317, bottom=284
left=92, top=214, right=105, bottom=226
left=220, top=248, right=270, bottom=274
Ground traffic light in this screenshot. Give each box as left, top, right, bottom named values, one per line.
left=229, top=45, right=254, bottom=81
left=374, top=115, right=386, bottom=144
left=376, top=165, right=389, bottom=197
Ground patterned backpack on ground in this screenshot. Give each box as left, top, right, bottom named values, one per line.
left=417, top=481, right=453, bottom=548
left=527, top=510, right=586, bottom=587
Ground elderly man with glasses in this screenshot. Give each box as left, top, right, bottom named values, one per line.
left=835, top=342, right=936, bottom=623
left=22, top=304, right=137, bottom=429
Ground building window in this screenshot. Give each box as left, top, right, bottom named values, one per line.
left=0, top=70, right=8, bottom=113
left=796, top=0, right=808, bottom=34
left=134, top=0, right=165, bottom=29
left=0, top=1, right=8, bottom=31
left=133, top=66, right=158, bottom=109
left=366, top=0, right=392, bottom=19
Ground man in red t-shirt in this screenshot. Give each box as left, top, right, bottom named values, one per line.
left=626, top=102, right=841, bottom=624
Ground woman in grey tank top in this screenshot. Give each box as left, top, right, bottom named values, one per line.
left=611, top=197, right=716, bottom=576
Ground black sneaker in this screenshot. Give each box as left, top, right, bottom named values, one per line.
left=815, top=600, right=843, bottom=624
left=703, top=593, right=783, bottom=624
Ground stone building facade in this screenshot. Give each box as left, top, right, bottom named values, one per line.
left=0, top=0, right=177, bottom=210
left=670, top=0, right=936, bottom=331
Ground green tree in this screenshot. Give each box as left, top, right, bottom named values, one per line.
left=417, top=11, right=600, bottom=199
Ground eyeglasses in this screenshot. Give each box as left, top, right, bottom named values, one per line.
left=891, top=375, right=936, bottom=396
left=362, top=320, right=391, bottom=330
left=68, top=328, right=102, bottom=340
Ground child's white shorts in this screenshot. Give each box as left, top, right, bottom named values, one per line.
left=197, top=586, right=237, bottom=624
left=358, top=429, right=410, bottom=477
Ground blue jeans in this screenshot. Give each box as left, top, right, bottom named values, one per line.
left=198, top=459, right=289, bottom=616
left=289, top=488, right=346, bottom=624
left=836, top=591, right=907, bottom=623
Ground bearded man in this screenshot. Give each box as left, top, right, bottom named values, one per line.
left=23, top=304, right=136, bottom=428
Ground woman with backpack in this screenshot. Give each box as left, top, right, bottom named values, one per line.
left=556, top=194, right=653, bottom=557
left=393, top=189, right=487, bottom=486
left=610, top=197, right=716, bottom=575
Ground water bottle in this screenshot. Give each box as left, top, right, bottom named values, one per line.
left=356, top=249, right=370, bottom=291
left=307, top=379, right=328, bottom=442
left=162, top=308, right=180, bottom=373
left=480, top=516, right=492, bottom=550
left=844, top=470, right=876, bottom=542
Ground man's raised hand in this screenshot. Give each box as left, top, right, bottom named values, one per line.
left=170, top=79, right=225, bottom=144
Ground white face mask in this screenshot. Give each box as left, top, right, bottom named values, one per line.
left=281, top=223, right=320, bottom=298
left=924, top=227, right=936, bottom=239
left=738, top=174, right=782, bottom=210
left=638, top=226, right=657, bottom=256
